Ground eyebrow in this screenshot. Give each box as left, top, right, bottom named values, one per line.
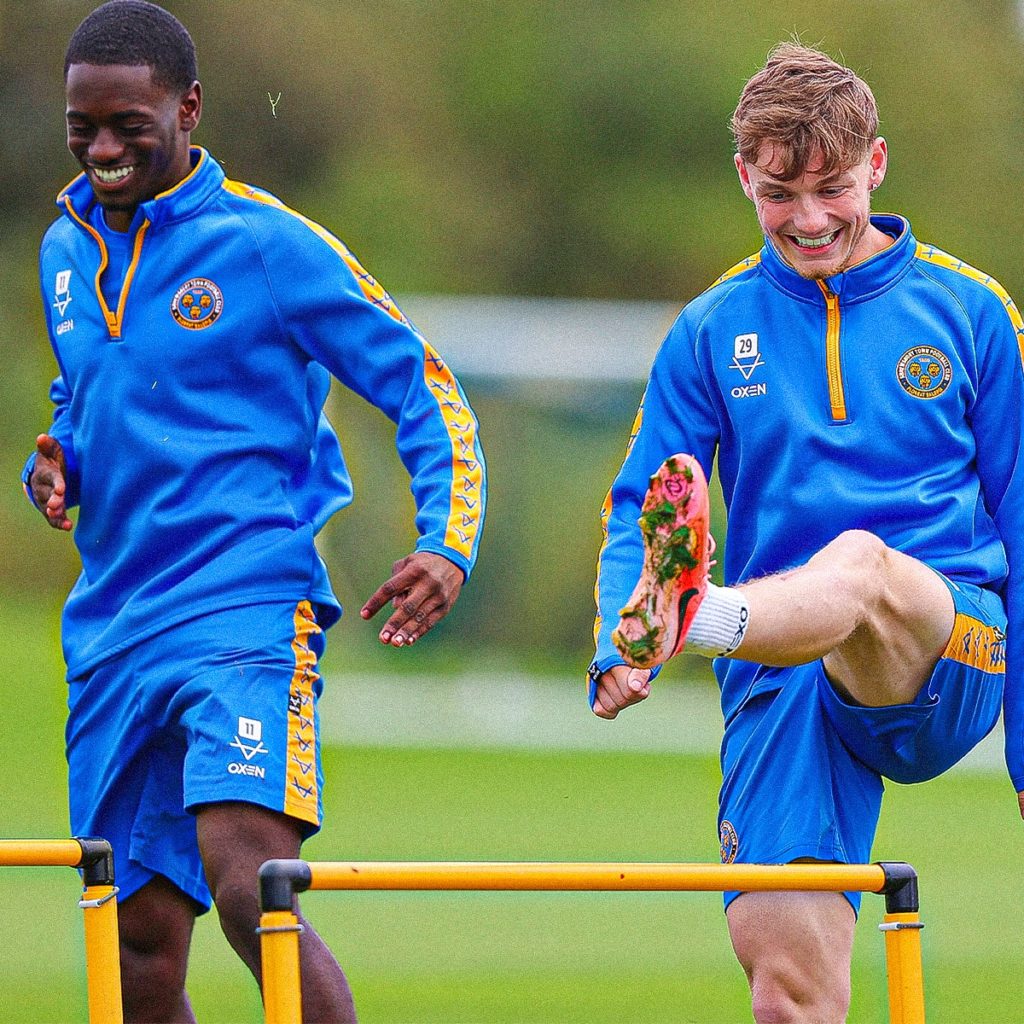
left=753, top=170, right=855, bottom=194
left=66, top=108, right=152, bottom=120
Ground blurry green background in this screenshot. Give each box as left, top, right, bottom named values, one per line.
left=1, top=1, right=1023, bottom=1020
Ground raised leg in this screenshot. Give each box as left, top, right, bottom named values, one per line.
left=734, top=530, right=954, bottom=706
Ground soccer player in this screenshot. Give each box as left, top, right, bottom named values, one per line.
left=24, top=2, right=485, bottom=1020
left=590, top=43, right=1022, bottom=1023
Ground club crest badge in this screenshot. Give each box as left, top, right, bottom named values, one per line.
left=171, top=277, right=223, bottom=330
left=896, top=345, right=952, bottom=399
left=720, top=819, right=739, bottom=864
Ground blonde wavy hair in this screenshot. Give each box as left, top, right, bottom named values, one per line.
left=731, top=43, right=879, bottom=180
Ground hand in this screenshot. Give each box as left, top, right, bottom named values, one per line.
left=360, top=552, right=464, bottom=647
left=30, top=434, right=73, bottom=532
left=591, top=665, right=652, bottom=719
left=1018, top=790, right=1024, bottom=821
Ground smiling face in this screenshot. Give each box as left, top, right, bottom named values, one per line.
left=65, top=62, right=201, bottom=231
left=735, top=138, right=888, bottom=279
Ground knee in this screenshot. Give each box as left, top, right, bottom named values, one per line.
left=818, top=529, right=891, bottom=609
left=119, top=903, right=191, bottom=1019
left=211, top=876, right=263, bottom=957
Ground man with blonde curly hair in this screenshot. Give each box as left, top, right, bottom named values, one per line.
left=591, top=43, right=1023, bottom=1022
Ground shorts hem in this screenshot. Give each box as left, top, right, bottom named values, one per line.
left=185, top=794, right=323, bottom=839
left=121, top=847, right=213, bottom=913
left=720, top=843, right=858, bottom=916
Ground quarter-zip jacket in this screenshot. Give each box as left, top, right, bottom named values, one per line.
left=28, top=148, right=485, bottom=676
left=594, top=215, right=1024, bottom=788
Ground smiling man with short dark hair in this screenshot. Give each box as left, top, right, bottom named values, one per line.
left=25, top=2, right=486, bottom=1019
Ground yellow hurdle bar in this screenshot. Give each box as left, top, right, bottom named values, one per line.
left=0, top=838, right=123, bottom=1024
left=306, top=860, right=887, bottom=892
left=258, top=859, right=924, bottom=1024
left=0, top=839, right=86, bottom=868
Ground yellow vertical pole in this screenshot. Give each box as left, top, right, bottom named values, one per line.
left=881, top=912, right=926, bottom=1024
left=80, top=883, right=124, bottom=1024
left=259, top=909, right=303, bottom=1024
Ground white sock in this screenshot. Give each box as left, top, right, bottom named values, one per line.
left=685, top=583, right=749, bottom=657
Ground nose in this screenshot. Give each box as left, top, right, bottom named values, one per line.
left=789, top=195, right=831, bottom=236
left=87, top=127, right=124, bottom=165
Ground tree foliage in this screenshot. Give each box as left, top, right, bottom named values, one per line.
left=4, top=0, right=1024, bottom=666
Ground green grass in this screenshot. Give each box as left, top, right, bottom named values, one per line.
left=0, top=595, right=1022, bottom=1021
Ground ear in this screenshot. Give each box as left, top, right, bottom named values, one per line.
left=868, top=137, right=887, bottom=191
left=179, top=81, right=202, bottom=133
left=734, top=153, right=755, bottom=202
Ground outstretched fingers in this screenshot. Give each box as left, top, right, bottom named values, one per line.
left=360, top=552, right=464, bottom=647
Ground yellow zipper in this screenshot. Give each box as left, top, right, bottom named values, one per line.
left=817, top=280, right=847, bottom=421
left=62, top=197, right=150, bottom=340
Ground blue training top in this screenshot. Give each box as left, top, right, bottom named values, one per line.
left=26, top=148, right=486, bottom=677
left=593, top=215, right=1024, bottom=788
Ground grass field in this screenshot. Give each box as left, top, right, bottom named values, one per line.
left=0, top=595, right=1022, bottom=1022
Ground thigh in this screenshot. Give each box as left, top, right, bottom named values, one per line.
left=824, top=544, right=955, bottom=707
left=719, top=664, right=883, bottom=914
left=727, top=889, right=854, bottom=1023
left=821, top=577, right=1005, bottom=783
left=196, top=801, right=304, bottom=895
left=173, top=600, right=326, bottom=836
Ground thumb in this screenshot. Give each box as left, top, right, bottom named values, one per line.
left=36, top=434, right=64, bottom=465
left=626, top=668, right=652, bottom=694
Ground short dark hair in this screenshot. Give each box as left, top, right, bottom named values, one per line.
left=65, top=1, right=198, bottom=94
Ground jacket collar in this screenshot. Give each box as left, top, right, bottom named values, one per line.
left=56, top=147, right=225, bottom=231
left=758, top=214, right=916, bottom=303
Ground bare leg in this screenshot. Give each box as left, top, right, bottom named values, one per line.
left=727, top=887, right=855, bottom=1024
left=717, top=534, right=950, bottom=1020
left=732, top=530, right=954, bottom=705
left=118, top=875, right=199, bottom=1023
left=196, top=802, right=356, bottom=1024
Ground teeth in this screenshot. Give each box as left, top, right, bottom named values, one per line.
left=794, top=230, right=838, bottom=249
left=94, top=166, right=133, bottom=183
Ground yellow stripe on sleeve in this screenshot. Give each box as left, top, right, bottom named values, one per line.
left=915, top=242, right=1024, bottom=367
left=421, top=343, right=483, bottom=559
left=708, top=252, right=761, bottom=290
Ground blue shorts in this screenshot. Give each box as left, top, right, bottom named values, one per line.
left=65, top=600, right=326, bottom=911
left=718, top=575, right=1005, bottom=913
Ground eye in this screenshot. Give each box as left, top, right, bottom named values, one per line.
left=820, top=186, right=847, bottom=198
